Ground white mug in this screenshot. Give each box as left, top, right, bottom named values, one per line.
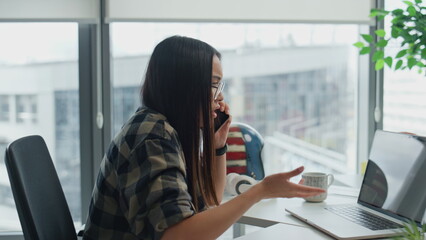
left=302, top=172, right=334, bottom=202
left=225, top=173, right=257, bottom=195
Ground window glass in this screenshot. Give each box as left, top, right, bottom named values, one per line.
left=0, top=95, right=10, bottom=122
left=0, top=23, right=81, bottom=231
left=110, top=23, right=360, bottom=176
left=15, top=95, right=37, bottom=124
left=383, top=1, right=426, bottom=136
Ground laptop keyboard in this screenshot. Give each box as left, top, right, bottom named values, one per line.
left=325, top=205, right=403, bottom=231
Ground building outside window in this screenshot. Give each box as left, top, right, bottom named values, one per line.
left=15, top=95, right=37, bottom=124
left=382, top=0, right=426, bottom=136
left=0, top=23, right=80, bottom=231
left=0, top=1, right=374, bottom=238
left=110, top=23, right=361, bottom=176
left=0, top=95, right=9, bottom=122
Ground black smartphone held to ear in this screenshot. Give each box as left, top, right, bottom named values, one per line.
left=214, top=110, right=229, bottom=132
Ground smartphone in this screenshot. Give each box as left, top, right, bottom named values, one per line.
left=214, top=109, right=229, bottom=132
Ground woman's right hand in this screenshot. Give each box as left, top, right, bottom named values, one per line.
left=257, top=166, right=325, bottom=200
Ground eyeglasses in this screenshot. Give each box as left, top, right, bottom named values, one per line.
left=212, top=81, right=225, bottom=100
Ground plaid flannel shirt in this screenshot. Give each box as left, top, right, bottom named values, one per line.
left=83, top=107, right=199, bottom=240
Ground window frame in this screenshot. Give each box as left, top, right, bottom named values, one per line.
left=357, top=0, right=384, bottom=173
left=0, top=0, right=384, bottom=238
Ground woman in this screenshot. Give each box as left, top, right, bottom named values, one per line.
left=83, top=35, right=324, bottom=240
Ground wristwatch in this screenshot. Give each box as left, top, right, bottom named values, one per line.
left=215, top=144, right=228, bottom=156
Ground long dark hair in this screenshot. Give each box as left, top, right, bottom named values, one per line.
left=141, top=36, right=221, bottom=210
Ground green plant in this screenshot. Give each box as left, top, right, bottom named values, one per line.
left=393, top=221, right=426, bottom=240
left=354, top=0, right=426, bottom=73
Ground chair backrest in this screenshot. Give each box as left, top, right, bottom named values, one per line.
left=226, top=122, right=265, bottom=180
left=5, top=135, right=77, bottom=240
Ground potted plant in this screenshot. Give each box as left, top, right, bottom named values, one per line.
left=393, top=221, right=426, bottom=240
left=354, top=0, right=426, bottom=73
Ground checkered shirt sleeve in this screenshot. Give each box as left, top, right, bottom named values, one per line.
left=83, top=107, right=196, bottom=240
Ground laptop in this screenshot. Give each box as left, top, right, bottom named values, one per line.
left=285, top=130, right=426, bottom=239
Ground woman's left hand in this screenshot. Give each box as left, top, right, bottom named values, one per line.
left=214, top=101, right=232, bottom=149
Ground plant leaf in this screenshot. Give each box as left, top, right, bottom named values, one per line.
left=391, top=26, right=402, bottom=38
left=384, top=57, right=393, bottom=67
left=408, top=58, right=417, bottom=69
left=407, top=6, right=417, bottom=16
left=410, top=221, right=420, bottom=236
left=395, top=59, right=404, bottom=70
left=403, top=222, right=415, bottom=235
left=370, top=9, right=389, bottom=15
left=375, top=29, right=386, bottom=37
left=375, top=59, right=385, bottom=70
left=403, top=0, right=414, bottom=6
left=373, top=50, right=385, bottom=61
left=392, top=9, right=404, bottom=16
left=416, top=61, right=425, bottom=67
left=396, top=49, right=407, bottom=58
left=377, top=39, right=389, bottom=48
left=361, top=34, right=374, bottom=43
left=360, top=47, right=371, bottom=55
left=412, top=221, right=420, bottom=236
left=353, top=42, right=365, bottom=48
left=412, top=43, right=421, bottom=54
left=415, top=0, right=422, bottom=3
left=369, top=9, right=389, bottom=18
left=369, top=10, right=379, bottom=17
left=407, top=45, right=414, bottom=55
left=421, top=48, right=426, bottom=59
left=391, top=17, right=399, bottom=25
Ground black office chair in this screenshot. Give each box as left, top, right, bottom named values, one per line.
left=5, top=135, right=78, bottom=240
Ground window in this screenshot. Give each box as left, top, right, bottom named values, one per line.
left=15, top=95, right=37, bottom=124
left=112, top=87, right=140, bottom=134
left=0, top=23, right=80, bottom=231
left=110, top=23, right=361, bottom=175
left=0, top=95, right=9, bottom=122
left=383, top=0, right=426, bottom=136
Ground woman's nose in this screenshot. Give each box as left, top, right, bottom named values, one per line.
left=215, top=92, right=224, bottom=101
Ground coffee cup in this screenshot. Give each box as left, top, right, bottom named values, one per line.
left=302, top=172, right=334, bottom=202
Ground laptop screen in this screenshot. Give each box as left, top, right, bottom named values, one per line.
left=358, top=130, right=426, bottom=224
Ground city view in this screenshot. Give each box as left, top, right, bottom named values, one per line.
left=1, top=22, right=425, bottom=234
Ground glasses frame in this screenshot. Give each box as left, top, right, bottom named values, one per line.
left=212, top=81, right=225, bottom=100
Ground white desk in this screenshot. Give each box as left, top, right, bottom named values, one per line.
left=232, top=178, right=362, bottom=239
left=235, top=223, right=333, bottom=240
left=232, top=179, right=425, bottom=240
left=237, top=185, right=359, bottom=228
left=234, top=192, right=357, bottom=239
